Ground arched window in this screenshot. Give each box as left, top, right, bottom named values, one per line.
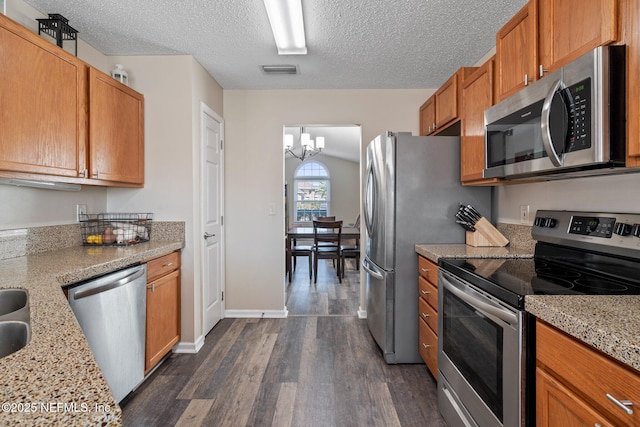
left=294, top=161, right=330, bottom=223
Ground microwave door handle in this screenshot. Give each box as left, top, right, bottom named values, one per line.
left=541, top=79, right=565, bottom=167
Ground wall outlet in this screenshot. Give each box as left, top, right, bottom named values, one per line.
left=520, top=205, right=530, bottom=224
left=77, top=204, right=87, bottom=221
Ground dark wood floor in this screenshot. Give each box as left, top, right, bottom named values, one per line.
left=121, top=260, right=445, bottom=426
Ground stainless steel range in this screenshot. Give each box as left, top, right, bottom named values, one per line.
left=437, top=210, right=640, bottom=427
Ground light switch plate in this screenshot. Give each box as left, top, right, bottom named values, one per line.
left=520, top=205, right=530, bottom=224
left=77, top=204, right=87, bottom=221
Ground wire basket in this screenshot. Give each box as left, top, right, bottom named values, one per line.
left=80, top=213, right=153, bottom=246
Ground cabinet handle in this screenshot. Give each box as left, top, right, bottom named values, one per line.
left=421, top=290, right=430, bottom=295
left=421, top=312, right=430, bottom=318
left=524, top=74, right=529, bottom=86
left=422, top=343, right=431, bottom=349
left=606, top=393, right=633, bottom=415
left=432, top=122, right=436, bottom=130
left=79, top=169, right=88, bottom=178
left=428, top=125, right=432, bottom=133
left=204, top=232, right=215, bottom=239
left=595, top=424, right=602, bottom=427
left=162, top=262, right=173, bottom=267
left=151, top=283, right=155, bottom=292
left=539, top=64, right=549, bottom=78
left=421, top=268, right=430, bottom=272
left=92, top=171, right=99, bottom=179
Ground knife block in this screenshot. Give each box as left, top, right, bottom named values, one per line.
left=465, top=217, right=509, bottom=247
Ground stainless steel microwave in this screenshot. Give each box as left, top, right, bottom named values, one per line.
left=484, top=46, right=626, bottom=180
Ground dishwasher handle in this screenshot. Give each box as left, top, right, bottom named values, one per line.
left=72, top=267, right=146, bottom=300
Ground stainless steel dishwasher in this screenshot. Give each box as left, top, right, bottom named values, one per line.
left=67, top=264, right=147, bottom=403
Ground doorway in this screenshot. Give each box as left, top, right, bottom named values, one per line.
left=283, top=124, right=362, bottom=316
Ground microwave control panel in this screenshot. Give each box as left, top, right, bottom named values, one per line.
left=565, top=78, right=592, bottom=153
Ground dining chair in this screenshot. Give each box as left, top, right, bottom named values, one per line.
left=341, top=214, right=360, bottom=277
left=286, top=236, right=312, bottom=282
left=316, top=216, right=336, bottom=221
left=312, top=220, right=342, bottom=283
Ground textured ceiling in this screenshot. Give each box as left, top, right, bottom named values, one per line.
left=21, top=0, right=527, bottom=90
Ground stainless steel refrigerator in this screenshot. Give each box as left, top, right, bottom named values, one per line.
left=362, top=131, right=492, bottom=364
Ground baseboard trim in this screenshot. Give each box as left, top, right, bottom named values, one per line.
left=225, top=309, right=289, bottom=318
left=357, top=307, right=367, bottom=319
left=173, top=335, right=205, bottom=354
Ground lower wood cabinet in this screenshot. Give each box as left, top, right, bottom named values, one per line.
left=145, top=251, right=181, bottom=373
left=536, top=319, right=640, bottom=426
left=417, top=255, right=439, bottom=379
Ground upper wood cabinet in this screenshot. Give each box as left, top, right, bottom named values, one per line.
left=0, top=14, right=87, bottom=178
left=419, top=67, right=477, bottom=136
left=0, top=14, right=144, bottom=187
left=620, top=0, right=640, bottom=166
left=496, top=0, right=619, bottom=101
left=89, top=67, right=144, bottom=185
left=538, top=0, right=618, bottom=76
left=460, top=58, right=501, bottom=186
left=419, top=96, right=436, bottom=136
left=496, top=0, right=539, bottom=101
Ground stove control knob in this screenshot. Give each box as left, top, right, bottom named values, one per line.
left=631, top=224, right=640, bottom=238
left=544, top=218, right=557, bottom=228
left=614, top=222, right=632, bottom=236
left=534, top=217, right=545, bottom=227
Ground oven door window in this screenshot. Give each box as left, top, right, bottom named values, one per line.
left=443, top=289, right=504, bottom=422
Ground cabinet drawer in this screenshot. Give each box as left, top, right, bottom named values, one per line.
left=537, top=320, right=640, bottom=426
left=419, top=317, right=438, bottom=379
left=418, top=275, right=438, bottom=310
left=147, top=251, right=180, bottom=282
left=418, top=256, right=438, bottom=284
left=418, top=296, right=438, bottom=333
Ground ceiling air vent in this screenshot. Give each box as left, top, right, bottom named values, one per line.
left=260, top=64, right=298, bottom=75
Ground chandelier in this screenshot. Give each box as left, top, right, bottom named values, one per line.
left=284, top=127, right=325, bottom=161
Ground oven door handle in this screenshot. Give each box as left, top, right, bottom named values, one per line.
left=441, top=271, right=518, bottom=325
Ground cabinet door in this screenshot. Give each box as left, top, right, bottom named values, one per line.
left=619, top=0, right=640, bottom=165
left=145, top=269, right=180, bottom=372
left=0, top=16, right=87, bottom=178
left=536, top=368, right=615, bottom=427
left=496, top=0, right=538, bottom=101
left=435, top=72, right=459, bottom=129
left=461, top=59, right=501, bottom=185
left=538, top=0, right=617, bottom=76
left=89, top=67, right=144, bottom=185
left=419, top=96, right=436, bottom=136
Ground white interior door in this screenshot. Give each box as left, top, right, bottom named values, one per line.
left=201, top=103, right=224, bottom=336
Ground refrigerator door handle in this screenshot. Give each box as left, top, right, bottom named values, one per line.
left=362, top=257, right=384, bottom=280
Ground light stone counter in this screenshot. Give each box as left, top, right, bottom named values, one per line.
left=526, top=295, right=640, bottom=372
left=415, top=243, right=534, bottom=263
left=0, top=239, right=184, bottom=427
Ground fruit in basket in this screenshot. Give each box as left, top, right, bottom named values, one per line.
left=103, top=228, right=116, bottom=244
left=86, top=234, right=103, bottom=244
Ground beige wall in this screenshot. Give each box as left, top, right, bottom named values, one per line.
left=107, top=56, right=223, bottom=348
left=223, top=89, right=433, bottom=314
left=285, top=154, right=360, bottom=227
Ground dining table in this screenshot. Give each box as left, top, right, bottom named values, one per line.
left=286, top=226, right=360, bottom=279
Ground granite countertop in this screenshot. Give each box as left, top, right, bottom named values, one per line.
left=526, top=295, right=640, bottom=372
left=415, top=243, right=534, bottom=263
left=0, top=240, right=183, bottom=427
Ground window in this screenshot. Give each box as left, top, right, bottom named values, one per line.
left=294, top=161, right=330, bottom=222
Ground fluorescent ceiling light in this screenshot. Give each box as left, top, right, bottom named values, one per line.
left=263, top=0, right=307, bottom=55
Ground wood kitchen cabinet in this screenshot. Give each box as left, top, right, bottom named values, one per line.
left=145, top=251, right=181, bottom=373
left=495, top=0, right=538, bottom=101
left=0, top=13, right=144, bottom=187
left=419, top=96, right=436, bottom=136
left=620, top=0, right=640, bottom=166
left=538, top=0, right=617, bottom=78
left=460, top=58, right=502, bottom=186
left=536, top=320, right=640, bottom=426
left=419, top=67, right=477, bottom=136
left=417, top=255, right=439, bottom=379
left=496, top=0, right=618, bottom=101
left=89, top=67, right=144, bottom=185
left=0, top=14, right=87, bottom=179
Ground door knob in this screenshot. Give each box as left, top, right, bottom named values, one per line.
left=204, top=232, right=215, bottom=239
